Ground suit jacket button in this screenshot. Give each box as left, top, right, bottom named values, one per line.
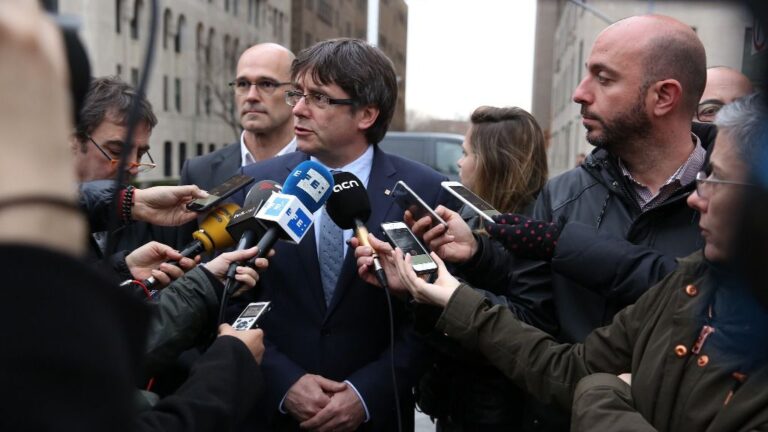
left=697, top=355, right=709, bottom=367
left=674, top=344, right=688, bottom=357
left=685, top=284, right=698, bottom=297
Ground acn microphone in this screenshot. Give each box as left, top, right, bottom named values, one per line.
left=325, top=171, right=388, bottom=288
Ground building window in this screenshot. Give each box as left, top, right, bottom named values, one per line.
left=195, top=83, right=200, bottom=115
left=205, top=86, right=211, bottom=116
left=223, top=34, right=231, bottom=69
left=175, top=15, right=186, bottom=53
left=209, top=143, right=216, bottom=153
left=178, top=142, right=187, bottom=174
left=225, top=0, right=229, bottom=12
left=317, top=0, right=332, bottom=25
left=163, top=75, right=168, bottom=111
left=162, top=8, right=171, bottom=49
left=254, top=0, right=261, bottom=26
left=305, top=0, right=313, bottom=10
left=131, top=0, right=143, bottom=40
left=233, top=0, right=239, bottom=16
left=115, top=0, right=122, bottom=34
left=196, top=143, right=204, bottom=156
left=232, top=38, right=240, bottom=72
left=304, top=32, right=312, bottom=48
left=196, top=23, right=204, bottom=60
left=175, top=78, right=182, bottom=112
left=130, top=67, right=139, bottom=86
left=116, top=63, right=122, bottom=77
left=206, top=28, right=215, bottom=64
left=163, top=141, right=173, bottom=176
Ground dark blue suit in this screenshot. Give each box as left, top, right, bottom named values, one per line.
left=234, top=146, right=450, bottom=431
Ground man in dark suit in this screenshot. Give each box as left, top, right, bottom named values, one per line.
left=234, top=38, right=449, bottom=431
left=177, top=43, right=296, bottom=244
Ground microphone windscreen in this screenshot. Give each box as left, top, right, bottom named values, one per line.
left=244, top=180, right=282, bottom=209
left=195, top=203, right=240, bottom=252
left=282, top=160, right=334, bottom=213
left=325, top=171, right=371, bottom=229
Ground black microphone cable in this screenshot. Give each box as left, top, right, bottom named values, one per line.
left=105, top=0, right=159, bottom=257
left=380, top=274, right=403, bottom=432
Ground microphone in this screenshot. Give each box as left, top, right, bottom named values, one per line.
left=223, top=180, right=282, bottom=281
left=253, top=160, right=335, bottom=259
left=143, top=203, right=239, bottom=289
left=325, top=172, right=389, bottom=289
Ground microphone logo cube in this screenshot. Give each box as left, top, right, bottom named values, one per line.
left=257, top=193, right=315, bottom=243
left=297, top=168, right=331, bottom=203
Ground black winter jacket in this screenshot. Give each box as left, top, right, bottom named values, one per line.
left=463, top=122, right=717, bottom=343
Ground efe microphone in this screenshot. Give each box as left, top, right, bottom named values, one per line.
left=142, top=203, right=239, bottom=289
left=325, top=172, right=389, bottom=288
left=251, top=160, right=335, bottom=260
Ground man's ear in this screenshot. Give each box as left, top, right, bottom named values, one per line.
left=356, top=106, right=380, bottom=132
left=69, top=134, right=86, bottom=154
left=651, top=79, right=683, bottom=117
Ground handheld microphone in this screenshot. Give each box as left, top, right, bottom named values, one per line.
left=325, top=172, right=389, bottom=288
left=223, top=180, right=282, bottom=281
left=253, top=160, right=335, bottom=259
left=143, top=203, right=239, bottom=289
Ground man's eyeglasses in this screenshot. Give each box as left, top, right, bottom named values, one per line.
left=694, top=170, right=752, bottom=199
left=228, top=79, right=293, bottom=96
left=696, top=101, right=725, bottom=123
left=86, top=135, right=156, bottom=173
left=284, top=90, right=355, bottom=109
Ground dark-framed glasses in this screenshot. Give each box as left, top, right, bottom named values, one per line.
left=86, top=135, right=156, bottom=173
left=694, top=170, right=752, bottom=199
left=284, top=90, right=355, bottom=109
left=696, top=100, right=725, bottom=123
left=228, top=78, right=293, bottom=95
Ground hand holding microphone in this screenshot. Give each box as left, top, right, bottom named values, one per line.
left=325, top=172, right=389, bottom=289
left=139, top=203, right=240, bottom=290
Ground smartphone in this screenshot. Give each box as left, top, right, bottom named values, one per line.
left=391, top=180, right=447, bottom=228
left=186, top=174, right=255, bottom=212
left=441, top=181, right=500, bottom=224
left=232, top=301, right=271, bottom=331
left=381, top=221, right=438, bottom=275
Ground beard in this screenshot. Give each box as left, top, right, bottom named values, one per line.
left=581, top=94, right=651, bottom=152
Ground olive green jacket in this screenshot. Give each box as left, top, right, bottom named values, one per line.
left=436, top=251, right=768, bottom=431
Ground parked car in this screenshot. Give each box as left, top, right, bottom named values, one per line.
left=378, top=131, right=464, bottom=180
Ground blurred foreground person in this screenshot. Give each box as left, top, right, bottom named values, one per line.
left=395, top=94, right=768, bottom=431
left=0, top=4, right=264, bottom=431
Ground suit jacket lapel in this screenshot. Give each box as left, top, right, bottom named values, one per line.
left=325, top=147, right=398, bottom=317
left=211, top=143, right=242, bottom=186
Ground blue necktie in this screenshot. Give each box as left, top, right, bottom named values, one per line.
left=318, top=204, right=344, bottom=306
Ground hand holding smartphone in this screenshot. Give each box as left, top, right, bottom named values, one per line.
left=391, top=180, right=447, bottom=228
left=186, top=174, right=255, bottom=212
left=381, top=221, right=437, bottom=275
left=441, top=181, right=501, bottom=224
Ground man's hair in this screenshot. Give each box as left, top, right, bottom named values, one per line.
left=291, top=38, right=397, bottom=144
left=714, top=93, right=767, bottom=161
left=75, top=76, right=157, bottom=142
left=469, top=106, right=548, bottom=213
left=642, top=32, right=707, bottom=116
